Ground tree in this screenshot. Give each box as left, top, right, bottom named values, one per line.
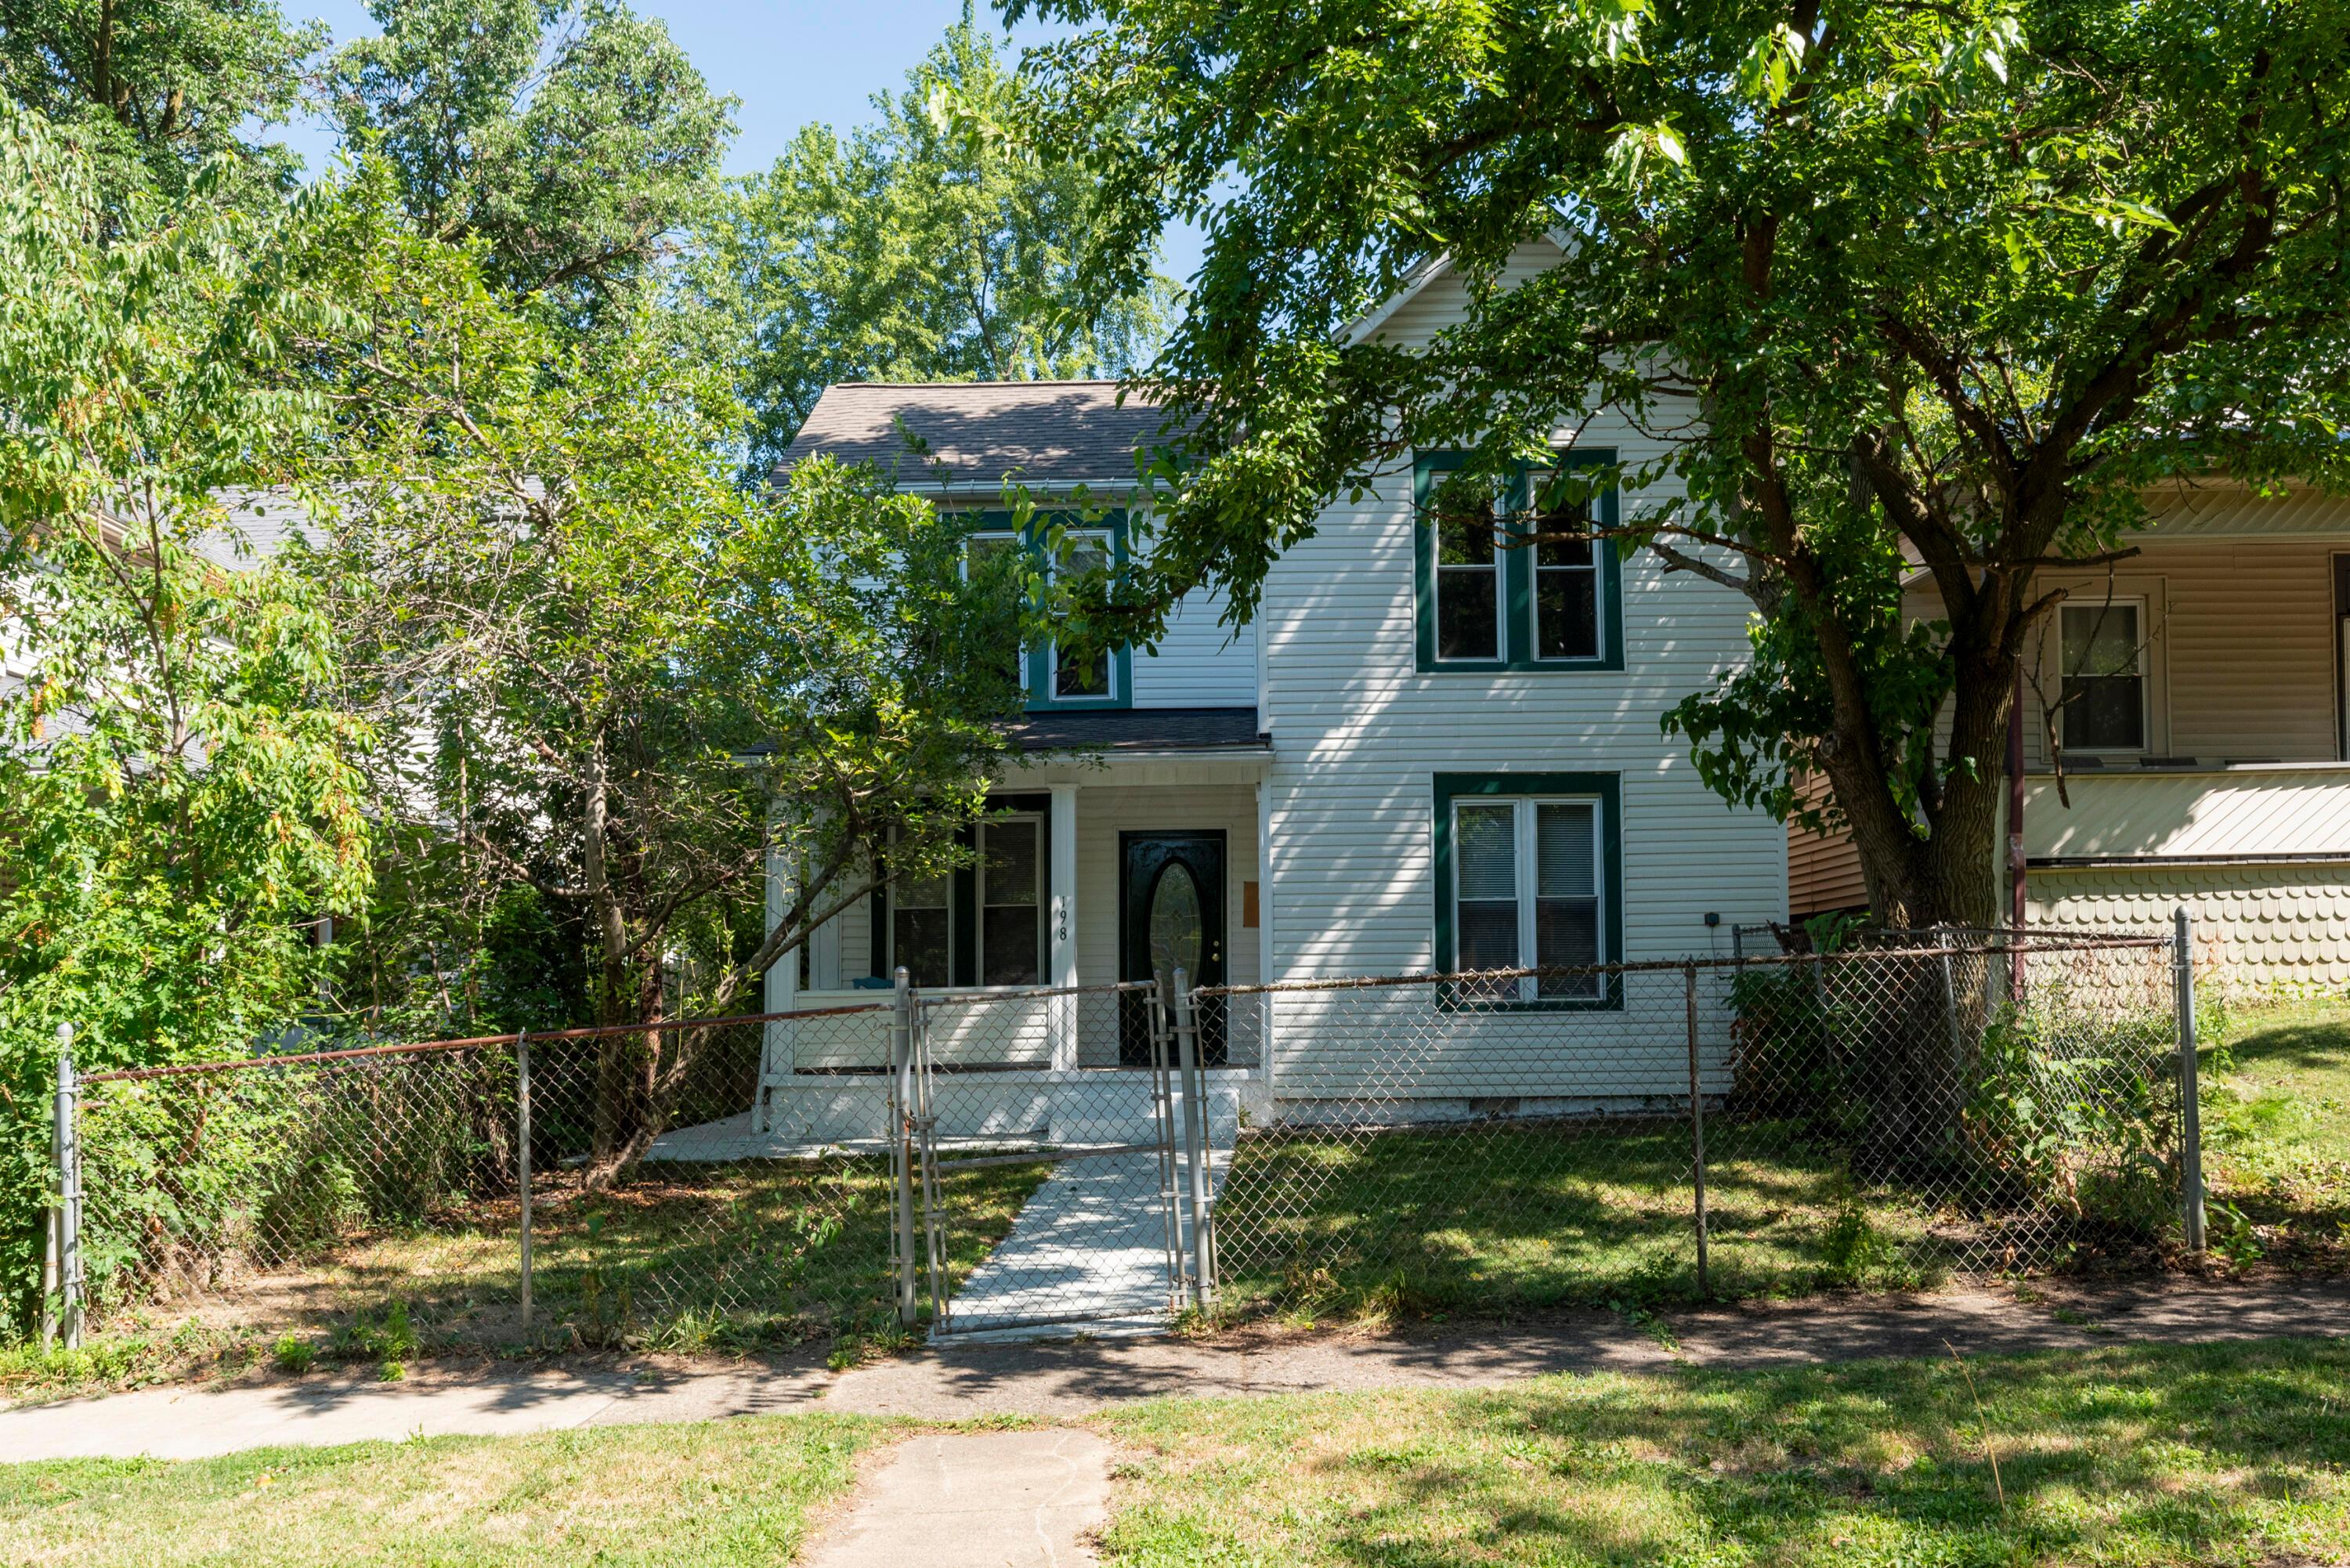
left=695, top=12, right=1172, bottom=477
left=0, top=111, right=372, bottom=1320
left=325, top=0, right=735, bottom=316
left=0, top=0, right=322, bottom=215
left=1014, top=0, right=2350, bottom=925
left=302, top=185, right=1028, bottom=1168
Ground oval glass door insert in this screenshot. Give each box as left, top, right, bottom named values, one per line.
left=1148, top=863, right=1204, bottom=983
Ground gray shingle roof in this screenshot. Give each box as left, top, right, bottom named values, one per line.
left=1009, top=706, right=1266, bottom=753
left=776, top=381, right=1177, bottom=489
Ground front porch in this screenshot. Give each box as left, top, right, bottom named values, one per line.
left=752, top=714, right=1274, bottom=1139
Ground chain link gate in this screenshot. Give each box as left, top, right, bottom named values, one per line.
left=886, top=971, right=1221, bottom=1339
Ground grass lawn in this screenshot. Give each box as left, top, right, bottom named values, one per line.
left=1212, top=1122, right=1948, bottom=1323
left=6, top=1339, right=2346, bottom=1566
left=0, top=1412, right=892, bottom=1566
left=2204, top=994, right=2350, bottom=1258
left=1098, top=1338, right=2350, bottom=1566
left=18, top=1157, right=1048, bottom=1396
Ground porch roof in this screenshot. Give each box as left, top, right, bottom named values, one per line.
left=1009, top=706, right=1266, bottom=753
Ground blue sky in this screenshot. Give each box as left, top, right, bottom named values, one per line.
left=276, top=1, right=1206, bottom=283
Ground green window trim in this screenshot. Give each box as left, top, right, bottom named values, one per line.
left=1430, top=771, right=1625, bottom=1013
left=967, top=507, right=1133, bottom=712
left=1412, top=450, right=1625, bottom=674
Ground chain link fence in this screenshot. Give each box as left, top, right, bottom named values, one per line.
left=32, top=929, right=2205, bottom=1360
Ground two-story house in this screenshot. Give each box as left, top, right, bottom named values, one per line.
left=746, top=247, right=1790, bottom=1141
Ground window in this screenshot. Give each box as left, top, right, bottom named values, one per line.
left=979, top=815, right=1043, bottom=985
left=1050, top=533, right=1114, bottom=699
left=1434, top=499, right=1503, bottom=661
left=2060, top=601, right=2146, bottom=752
left=1528, top=474, right=1600, bottom=661
left=1434, top=774, right=1621, bottom=1007
left=891, top=867, right=952, bottom=988
left=880, top=797, right=1054, bottom=987
left=1415, top=452, right=1624, bottom=673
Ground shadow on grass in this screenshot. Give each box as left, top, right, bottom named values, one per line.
left=1104, top=1339, right=2350, bottom=1566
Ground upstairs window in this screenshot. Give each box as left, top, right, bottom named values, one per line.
left=2060, top=601, right=2146, bottom=753
left=1050, top=532, right=1115, bottom=700
left=1434, top=500, right=1503, bottom=661
left=1415, top=453, right=1624, bottom=673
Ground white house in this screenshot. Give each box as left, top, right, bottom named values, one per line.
left=747, top=251, right=1790, bottom=1140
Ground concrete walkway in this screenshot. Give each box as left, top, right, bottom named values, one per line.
left=939, top=1152, right=1198, bottom=1337
left=798, top=1429, right=1112, bottom=1568
left=3, top=1274, right=2344, bottom=1462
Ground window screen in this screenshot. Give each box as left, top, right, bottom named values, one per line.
left=891, top=869, right=951, bottom=988
left=1534, top=802, right=1600, bottom=995
left=979, top=818, right=1042, bottom=986
left=2060, top=602, right=2145, bottom=751
left=1531, top=484, right=1600, bottom=660
left=1052, top=535, right=1112, bottom=697
left=1454, top=802, right=1520, bottom=978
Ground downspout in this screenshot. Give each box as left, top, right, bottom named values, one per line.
left=2007, top=664, right=2026, bottom=930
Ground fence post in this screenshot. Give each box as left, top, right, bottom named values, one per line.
left=52, top=1024, right=82, bottom=1350
left=1172, top=967, right=1214, bottom=1311
left=889, top=967, right=920, bottom=1328
left=1684, top=964, right=1710, bottom=1299
left=2174, top=908, right=2207, bottom=1254
left=516, top=1029, right=533, bottom=1329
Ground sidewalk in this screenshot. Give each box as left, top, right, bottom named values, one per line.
left=3, top=1274, right=2343, bottom=1463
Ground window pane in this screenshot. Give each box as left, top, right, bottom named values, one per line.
left=1458, top=901, right=1520, bottom=973
left=1436, top=503, right=1497, bottom=565
left=2064, top=675, right=2146, bottom=750
left=982, top=820, right=1039, bottom=906
left=893, top=908, right=949, bottom=988
left=1535, top=569, right=1598, bottom=659
left=1055, top=641, right=1109, bottom=695
left=1535, top=901, right=1600, bottom=994
left=982, top=908, right=1039, bottom=986
left=1535, top=804, right=1596, bottom=898
left=966, top=533, right=1019, bottom=575
left=1531, top=489, right=1591, bottom=567
left=1437, top=569, right=1499, bottom=660
left=1455, top=804, right=1517, bottom=899
left=2061, top=604, right=2139, bottom=677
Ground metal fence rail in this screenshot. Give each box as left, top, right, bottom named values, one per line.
left=34, top=927, right=2207, bottom=1356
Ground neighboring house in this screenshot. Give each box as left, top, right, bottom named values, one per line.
left=750, top=247, right=1789, bottom=1139
left=1789, top=482, right=2350, bottom=987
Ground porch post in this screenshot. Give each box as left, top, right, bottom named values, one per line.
left=1050, top=783, right=1080, bottom=1071
left=755, top=822, right=797, bottom=1134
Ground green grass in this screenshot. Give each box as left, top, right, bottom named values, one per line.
left=9, top=1340, right=2345, bottom=1566
left=1211, top=1122, right=1938, bottom=1324
left=2204, top=994, right=2350, bottom=1258
left=0, top=1412, right=893, bottom=1566
left=17, top=1157, right=1048, bottom=1396
left=1097, top=1338, right=2350, bottom=1566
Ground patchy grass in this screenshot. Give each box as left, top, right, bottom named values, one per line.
left=2204, top=995, right=2350, bottom=1260
left=17, top=1156, right=1047, bottom=1398
left=1097, top=1337, right=2350, bottom=1566
left=0, top=1412, right=892, bottom=1566
left=1211, top=1122, right=1940, bottom=1324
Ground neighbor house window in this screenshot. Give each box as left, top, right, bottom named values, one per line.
left=1528, top=475, right=1600, bottom=661
left=978, top=815, right=1043, bottom=985
left=1434, top=499, right=1503, bottom=661
left=2060, top=601, right=2146, bottom=752
left=1444, top=790, right=1609, bottom=1003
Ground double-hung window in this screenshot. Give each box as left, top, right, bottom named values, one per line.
left=1437, top=774, right=1619, bottom=1005
left=882, top=800, right=1050, bottom=988
left=1415, top=452, right=1623, bottom=672
left=2059, top=600, right=2146, bottom=753
left=960, top=511, right=1130, bottom=708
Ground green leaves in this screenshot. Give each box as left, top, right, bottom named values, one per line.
left=1734, top=23, right=1808, bottom=107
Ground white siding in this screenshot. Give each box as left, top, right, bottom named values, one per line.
left=2031, top=864, right=2350, bottom=990
left=1130, top=586, right=1258, bottom=707
left=1249, top=250, right=1787, bottom=1097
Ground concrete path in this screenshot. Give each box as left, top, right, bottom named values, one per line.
left=798, top=1429, right=1112, bottom=1568
left=940, top=1152, right=1190, bottom=1336
left=3, top=1274, right=2344, bottom=1462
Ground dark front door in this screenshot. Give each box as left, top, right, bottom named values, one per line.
left=1119, top=832, right=1227, bottom=1064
